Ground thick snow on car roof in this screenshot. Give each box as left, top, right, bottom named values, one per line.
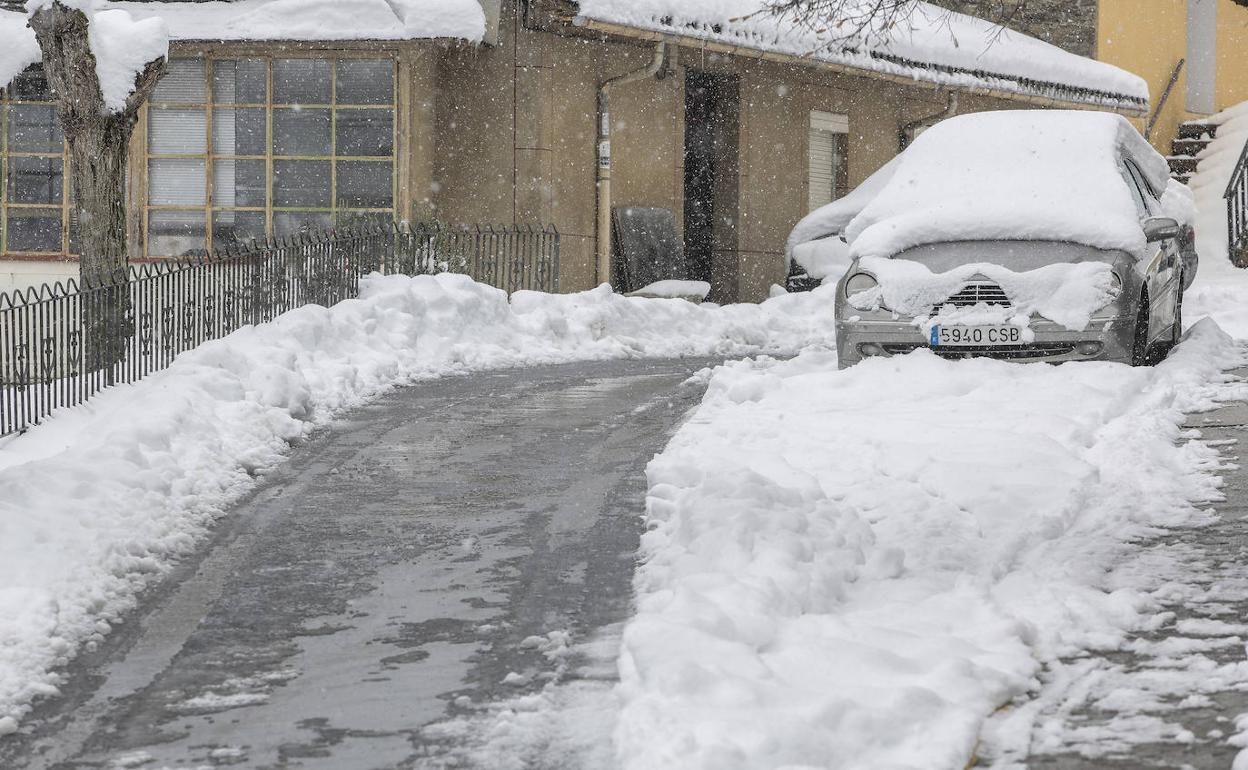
left=844, top=110, right=1174, bottom=260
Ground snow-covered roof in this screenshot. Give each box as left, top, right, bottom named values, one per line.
left=574, top=0, right=1149, bottom=114
left=0, top=0, right=485, bottom=90
left=843, top=110, right=1172, bottom=260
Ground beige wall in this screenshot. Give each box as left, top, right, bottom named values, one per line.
left=0, top=260, right=77, bottom=295
left=430, top=14, right=1090, bottom=302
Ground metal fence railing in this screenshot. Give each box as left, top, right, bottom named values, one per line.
left=0, top=222, right=559, bottom=437
left=1227, top=137, right=1248, bottom=267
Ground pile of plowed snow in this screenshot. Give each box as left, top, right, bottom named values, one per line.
left=618, top=322, right=1246, bottom=770
left=0, top=275, right=837, bottom=734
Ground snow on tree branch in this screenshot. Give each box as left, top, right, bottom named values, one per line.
left=25, top=0, right=168, bottom=113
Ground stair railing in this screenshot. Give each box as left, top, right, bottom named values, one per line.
left=1226, top=136, right=1248, bottom=266
left=1145, top=58, right=1185, bottom=142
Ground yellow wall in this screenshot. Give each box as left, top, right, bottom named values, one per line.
left=1098, top=0, right=1248, bottom=152
left=1097, top=0, right=1187, bottom=149
left=1216, top=0, right=1248, bottom=109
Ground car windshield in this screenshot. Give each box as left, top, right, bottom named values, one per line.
left=892, top=240, right=1120, bottom=273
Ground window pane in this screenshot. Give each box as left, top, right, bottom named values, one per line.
left=149, top=159, right=206, bottom=206
left=149, top=210, right=207, bottom=257
left=213, top=108, right=266, bottom=156
left=336, top=161, right=392, bottom=208
left=335, top=60, right=393, bottom=105
left=213, top=159, right=266, bottom=208
left=148, top=108, right=207, bottom=154
left=335, top=109, right=393, bottom=157
left=273, top=109, right=331, bottom=156
left=153, top=59, right=207, bottom=103
left=8, top=105, right=63, bottom=152
left=8, top=66, right=52, bottom=101
left=6, top=208, right=62, bottom=252
left=8, top=156, right=63, bottom=204
left=213, top=210, right=266, bottom=245
left=273, top=59, right=331, bottom=104
left=273, top=159, right=330, bottom=207
left=274, top=211, right=331, bottom=240
left=212, top=59, right=267, bottom=104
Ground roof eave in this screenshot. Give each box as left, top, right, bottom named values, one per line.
left=575, top=17, right=1148, bottom=118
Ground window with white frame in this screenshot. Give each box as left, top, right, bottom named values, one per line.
left=146, top=56, right=397, bottom=257
left=1, top=66, right=72, bottom=255
left=808, top=111, right=849, bottom=213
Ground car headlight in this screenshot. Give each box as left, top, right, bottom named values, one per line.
left=1111, top=271, right=1123, bottom=292
left=844, top=272, right=879, bottom=298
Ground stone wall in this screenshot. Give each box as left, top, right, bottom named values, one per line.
left=928, top=0, right=1099, bottom=58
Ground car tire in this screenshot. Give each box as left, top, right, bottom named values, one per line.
left=1146, top=278, right=1184, bottom=365
left=1131, top=289, right=1150, bottom=367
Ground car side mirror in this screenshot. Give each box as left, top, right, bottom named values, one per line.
left=1144, top=217, right=1180, bottom=243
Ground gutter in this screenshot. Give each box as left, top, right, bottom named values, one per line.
left=900, top=92, right=958, bottom=149
left=595, top=40, right=671, bottom=287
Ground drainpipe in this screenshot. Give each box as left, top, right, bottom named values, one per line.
left=899, top=92, right=958, bottom=150
left=596, top=41, right=671, bottom=287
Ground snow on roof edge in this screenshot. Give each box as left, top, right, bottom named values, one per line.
left=573, top=1, right=1149, bottom=114
left=0, top=0, right=485, bottom=90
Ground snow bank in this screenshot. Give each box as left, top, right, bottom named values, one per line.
left=1185, top=102, right=1248, bottom=339
left=617, top=321, right=1244, bottom=770
left=846, top=111, right=1170, bottom=260
left=575, top=0, right=1147, bottom=111
left=0, top=274, right=837, bottom=733
left=849, top=256, right=1119, bottom=332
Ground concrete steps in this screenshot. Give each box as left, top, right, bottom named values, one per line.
left=1167, top=120, right=1217, bottom=183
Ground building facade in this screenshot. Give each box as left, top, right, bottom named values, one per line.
left=0, top=0, right=1147, bottom=302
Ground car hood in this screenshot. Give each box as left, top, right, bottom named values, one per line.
left=886, top=240, right=1125, bottom=274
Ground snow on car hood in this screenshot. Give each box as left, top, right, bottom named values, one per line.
left=844, top=111, right=1173, bottom=261
left=848, top=256, right=1119, bottom=332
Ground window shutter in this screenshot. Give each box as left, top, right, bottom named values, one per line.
left=809, top=111, right=848, bottom=212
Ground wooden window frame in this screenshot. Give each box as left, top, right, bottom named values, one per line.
left=0, top=69, right=73, bottom=258
left=143, top=53, right=399, bottom=258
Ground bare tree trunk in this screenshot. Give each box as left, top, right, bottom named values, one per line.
left=27, top=2, right=165, bottom=373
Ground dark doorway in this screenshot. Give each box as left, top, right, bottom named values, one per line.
left=683, top=71, right=739, bottom=301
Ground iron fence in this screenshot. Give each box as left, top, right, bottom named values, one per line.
left=0, top=222, right=559, bottom=437
left=1227, top=137, right=1248, bottom=267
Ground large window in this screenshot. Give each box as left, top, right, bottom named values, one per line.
left=146, top=56, right=397, bottom=257
left=808, top=111, right=849, bottom=213
left=1, top=67, right=71, bottom=255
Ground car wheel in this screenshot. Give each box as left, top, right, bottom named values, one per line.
left=1131, top=289, right=1150, bottom=367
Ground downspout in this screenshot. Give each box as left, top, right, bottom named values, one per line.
left=596, top=41, right=671, bottom=287
left=899, top=92, right=958, bottom=150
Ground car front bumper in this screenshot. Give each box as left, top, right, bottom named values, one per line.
left=836, top=316, right=1135, bottom=368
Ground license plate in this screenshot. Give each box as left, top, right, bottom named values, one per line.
left=930, top=325, right=1025, bottom=347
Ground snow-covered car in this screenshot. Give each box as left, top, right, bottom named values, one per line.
left=787, top=110, right=1198, bottom=368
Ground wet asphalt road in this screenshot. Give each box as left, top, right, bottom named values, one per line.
left=0, top=359, right=716, bottom=770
